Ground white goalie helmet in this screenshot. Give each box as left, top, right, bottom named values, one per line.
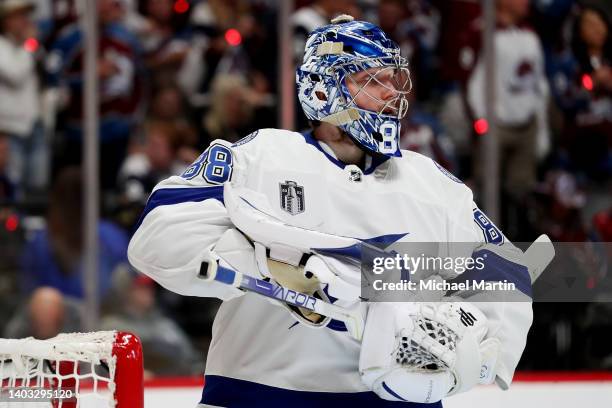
left=296, top=15, right=412, bottom=157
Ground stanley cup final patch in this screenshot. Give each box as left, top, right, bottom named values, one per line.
left=279, top=181, right=305, bottom=215
left=349, top=169, right=362, bottom=182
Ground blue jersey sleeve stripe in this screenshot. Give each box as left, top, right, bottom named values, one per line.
left=447, top=249, right=533, bottom=298
left=134, top=186, right=224, bottom=230
left=326, top=318, right=348, bottom=332
left=362, top=233, right=408, bottom=246
left=200, top=375, right=442, bottom=407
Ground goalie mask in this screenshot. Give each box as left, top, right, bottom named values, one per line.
left=296, top=15, right=412, bottom=157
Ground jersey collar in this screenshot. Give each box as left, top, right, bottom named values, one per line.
left=301, top=130, right=390, bottom=175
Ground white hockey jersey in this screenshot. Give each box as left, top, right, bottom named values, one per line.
left=128, top=129, right=533, bottom=407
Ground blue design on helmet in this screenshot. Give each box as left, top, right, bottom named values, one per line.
left=296, top=15, right=412, bottom=157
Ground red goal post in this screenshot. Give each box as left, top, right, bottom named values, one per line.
left=0, top=331, right=143, bottom=408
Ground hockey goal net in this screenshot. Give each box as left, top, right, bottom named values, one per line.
left=0, top=331, right=143, bottom=408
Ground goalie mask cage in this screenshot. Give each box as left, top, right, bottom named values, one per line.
left=0, top=331, right=143, bottom=408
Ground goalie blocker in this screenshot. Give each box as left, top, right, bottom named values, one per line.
left=360, top=235, right=554, bottom=403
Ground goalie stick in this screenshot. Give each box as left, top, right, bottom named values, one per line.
left=199, top=261, right=365, bottom=339
left=200, top=235, right=555, bottom=341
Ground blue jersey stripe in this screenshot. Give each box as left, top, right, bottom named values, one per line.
left=200, top=375, right=443, bottom=407
left=135, top=186, right=224, bottom=230
left=363, top=233, right=409, bottom=246
left=447, top=249, right=533, bottom=298
left=314, top=234, right=407, bottom=262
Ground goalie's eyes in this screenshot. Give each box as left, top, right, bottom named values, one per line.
left=350, top=71, right=372, bottom=85
left=375, top=70, right=395, bottom=84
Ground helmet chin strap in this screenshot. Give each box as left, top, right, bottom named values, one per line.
left=315, top=121, right=390, bottom=169
left=320, top=108, right=360, bottom=126
left=313, top=123, right=366, bottom=166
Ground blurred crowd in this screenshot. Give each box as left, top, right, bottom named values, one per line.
left=0, top=0, right=610, bottom=376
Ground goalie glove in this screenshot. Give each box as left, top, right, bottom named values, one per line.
left=359, top=300, right=500, bottom=403
left=259, top=246, right=362, bottom=325
left=264, top=250, right=328, bottom=325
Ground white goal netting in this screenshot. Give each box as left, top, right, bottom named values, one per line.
left=0, top=331, right=141, bottom=408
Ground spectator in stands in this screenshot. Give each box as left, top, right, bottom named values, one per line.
left=0, top=0, right=47, bottom=196
left=457, top=0, right=549, bottom=205
left=540, top=7, right=584, bottom=134
left=201, top=73, right=265, bottom=145
left=147, top=84, right=201, bottom=154
left=20, top=167, right=129, bottom=299
left=436, top=0, right=482, bottom=85
left=292, top=0, right=356, bottom=62
left=133, top=0, right=191, bottom=85
left=572, top=6, right=612, bottom=80
left=4, top=287, right=82, bottom=339
left=183, top=0, right=251, bottom=93
left=118, top=119, right=195, bottom=211
left=376, top=0, right=406, bottom=38
left=532, top=170, right=588, bottom=242
left=46, top=0, right=143, bottom=191
left=150, top=82, right=185, bottom=119
left=399, top=103, right=456, bottom=173
left=565, top=5, right=612, bottom=181
left=591, top=206, right=611, bottom=257
left=0, top=135, right=14, bottom=201
left=377, top=0, right=440, bottom=101
left=592, top=207, right=612, bottom=242
left=36, top=0, right=78, bottom=46
left=101, top=272, right=201, bottom=376
left=181, top=0, right=277, bottom=122
left=148, top=82, right=195, bottom=129
left=436, top=0, right=482, bottom=170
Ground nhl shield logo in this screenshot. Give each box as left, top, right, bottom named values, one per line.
left=279, top=181, right=305, bottom=215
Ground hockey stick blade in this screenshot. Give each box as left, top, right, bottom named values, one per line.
left=524, top=234, right=555, bottom=283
